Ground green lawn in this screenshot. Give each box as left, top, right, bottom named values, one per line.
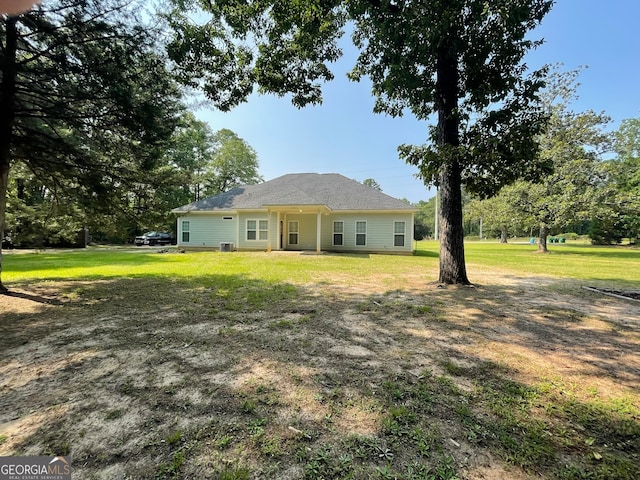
left=459, top=241, right=640, bottom=285
left=3, top=241, right=638, bottom=287
left=1, top=242, right=638, bottom=480
left=2, top=248, right=425, bottom=284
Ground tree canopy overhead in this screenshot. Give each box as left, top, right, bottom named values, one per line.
left=0, top=0, right=185, bottom=291
left=167, top=0, right=554, bottom=284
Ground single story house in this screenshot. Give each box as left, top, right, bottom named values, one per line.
left=171, top=173, right=416, bottom=254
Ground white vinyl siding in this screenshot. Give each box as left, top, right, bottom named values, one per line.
left=319, top=213, right=414, bottom=253
left=235, top=214, right=272, bottom=250
left=178, top=211, right=413, bottom=253
left=177, top=215, right=238, bottom=248
left=284, top=215, right=318, bottom=250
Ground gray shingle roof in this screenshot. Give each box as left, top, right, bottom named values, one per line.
left=172, top=173, right=415, bottom=212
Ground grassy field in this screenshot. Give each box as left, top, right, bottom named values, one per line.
left=462, top=241, right=640, bottom=285
left=3, top=240, right=639, bottom=285
left=1, top=242, right=639, bottom=480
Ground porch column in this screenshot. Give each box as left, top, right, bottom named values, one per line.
left=283, top=213, right=287, bottom=249
left=316, top=211, right=322, bottom=253
left=276, top=211, right=281, bottom=250
left=267, top=209, right=271, bottom=252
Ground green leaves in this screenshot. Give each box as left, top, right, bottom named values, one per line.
left=204, top=128, right=263, bottom=196
left=165, top=0, right=346, bottom=109
left=467, top=81, right=615, bottom=244
left=165, top=0, right=554, bottom=283
left=1, top=0, right=186, bottom=252
left=165, top=9, right=256, bottom=111
left=6, top=0, right=183, bottom=179
left=615, top=118, right=640, bottom=160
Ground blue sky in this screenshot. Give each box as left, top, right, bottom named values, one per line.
left=196, top=1, right=640, bottom=204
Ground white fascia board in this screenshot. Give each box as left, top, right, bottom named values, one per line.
left=177, top=210, right=239, bottom=215
left=262, top=204, right=332, bottom=213
left=331, top=208, right=417, bottom=214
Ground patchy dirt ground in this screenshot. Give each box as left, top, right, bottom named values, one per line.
left=1, top=262, right=639, bottom=479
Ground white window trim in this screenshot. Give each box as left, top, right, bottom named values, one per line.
left=332, top=221, right=344, bottom=246
left=259, top=219, right=269, bottom=241
left=181, top=220, right=190, bottom=243
left=246, top=219, right=268, bottom=242
left=355, top=221, right=367, bottom=247
left=288, top=220, right=299, bottom=245
left=394, top=221, right=406, bottom=247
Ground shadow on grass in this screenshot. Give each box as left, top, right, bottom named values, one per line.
left=2, top=249, right=172, bottom=275
left=543, top=245, right=640, bottom=260
left=412, top=248, right=439, bottom=258
left=1, top=274, right=638, bottom=479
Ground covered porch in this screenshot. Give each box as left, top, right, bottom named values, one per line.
left=265, top=204, right=331, bottom=253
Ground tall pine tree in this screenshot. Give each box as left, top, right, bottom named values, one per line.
left=1, top=0, right=183, bottom=291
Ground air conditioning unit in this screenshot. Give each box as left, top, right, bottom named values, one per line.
left=219, top=242, right=234, bottom=252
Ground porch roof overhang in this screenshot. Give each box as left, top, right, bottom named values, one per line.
left=262, top=204, right=332, bottom=214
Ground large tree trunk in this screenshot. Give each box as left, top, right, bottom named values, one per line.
left=500, top=227, right=508, bottom=244
left=435, top=38, right=469, bottom=285
left=0, top=17, right=18, bottom=293
left=537, top=225, right=549, bottom=253
left=438, top=160, right=469, bottom=284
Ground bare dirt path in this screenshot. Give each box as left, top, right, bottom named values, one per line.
left=1, top=269, right=638, bottom=479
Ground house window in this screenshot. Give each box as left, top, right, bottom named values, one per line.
left=288, top=221, right=299, bottom=245
left=333, top=221, right=344, bottom=246
left=259, top=220, right=269, bottom=240
left=394, top=221, right=406, bottom=247
left=247, top=220, right=257, bottom=240
left=247, top=219, right=268, bottom=241
left=181, top=220, right=190, bottom=243
left=356, top=221, right=367, bottom=246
